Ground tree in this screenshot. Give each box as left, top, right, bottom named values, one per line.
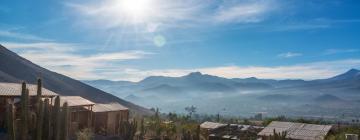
left=185, top=106, right=196, bottom=119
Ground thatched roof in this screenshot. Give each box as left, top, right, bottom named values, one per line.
left=58, top=96, right=95, bottom=107
left=92, top=103, right=128, bottom=112
left=0, top=82, right=57, bottom=97
left=258, top=121, right=332, bottom=140
left=200, top=121, right=227, bottom=130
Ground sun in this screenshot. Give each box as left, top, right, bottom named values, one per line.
left=116, top=0, right=155, bottom=23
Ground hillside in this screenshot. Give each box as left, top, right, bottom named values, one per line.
left=0, top=44, right=152, bottom=115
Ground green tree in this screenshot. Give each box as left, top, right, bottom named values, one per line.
left=185, top=106, right=196, bottom=119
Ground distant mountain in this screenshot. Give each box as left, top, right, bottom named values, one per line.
left=0, top=44, right=152, bottom=115
left=327, top=69, right=360, bottom=81
left=142, top=84, right=184, bottom=94
left=257, top=94, right=295, bottom=101
left=84, top=64, right=360, bottom=116
left=314, top=94, right=343, bottom=102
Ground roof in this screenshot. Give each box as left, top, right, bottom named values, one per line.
left=58, top=96, right=95, bottom=107
left=200, top=121, right=227, bottom=130
left=91, top=103, right=128, bottom=112
left=258, top=121, right=332, bottom=140
left=0, top=82, right=58, bottom=97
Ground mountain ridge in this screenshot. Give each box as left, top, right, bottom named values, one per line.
left=0, top=44, right=152, bottom=115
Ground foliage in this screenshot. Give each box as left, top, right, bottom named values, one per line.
left=76, top=128, right=94, bottom=140
left=326, top=126, right=360, bottom=140
left=185, top=106, right=196, bottom=119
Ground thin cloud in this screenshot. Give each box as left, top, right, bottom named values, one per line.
left=65, top=0, right=277, bottom=30
left=2, top=42, right=152, bottom=80
left=324, top=49, right=358, bottom=55
left=214, top=1, right=274, bottom=23
left=103, top=59, right=360, bottom=82
left=277, top=52, right=302, bottom=58
left=0, top=30, right=52, bottom=42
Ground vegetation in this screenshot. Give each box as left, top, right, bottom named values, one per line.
left=76, top=128, right=94, bottom=140
left=2, top=79, right=360, bottom=140
left=326, top=126, right=360, bottom=140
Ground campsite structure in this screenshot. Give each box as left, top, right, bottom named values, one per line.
left=258, top=121, right=332, bottom=140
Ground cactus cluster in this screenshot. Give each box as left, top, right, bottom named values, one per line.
left=118, top=117, right=138, bottom=140
left=5, top=79, right=70, bottom=140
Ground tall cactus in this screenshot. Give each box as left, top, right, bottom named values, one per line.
left=119, top=119, right=137, bottom=140
left=42, top=98, right=51, bottom=140
left=6, top=102, right=16, bottom=140
left=193, top=125, right=200, bottom=140
left=35, top=100, right=44, bottom=140
left=139, top=118, right=145, bottom=140
left=34, top=78, right=44, bottom=140
left=20, top=82, right=29, bottom=140
left=53, top=96, right=61, bottom=140
left=60, top=102, right=69, bottom=140
left=36, top=78, right=42, bottom=107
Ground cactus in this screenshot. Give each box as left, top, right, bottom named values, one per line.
left=53, top=96, right=61, bottom=140
left=42, top=98, right=51, bottom=140
left=35, top=100, right=44, bottom=140
left=192, top=125, right=200, bottom=140
left=60, top=102, right=69, bottom=140
left=139, top=118, right=145, bottom=140
left=6, top=102, right=16, bottom=140
left=20, top=82, right=29, bottom=140
left=119, top=118, right=137, bottom=140
left=36, top=78, right=42, bottom=108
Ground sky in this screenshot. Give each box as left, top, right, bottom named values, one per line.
left=0, top=0, right=360, bottom=81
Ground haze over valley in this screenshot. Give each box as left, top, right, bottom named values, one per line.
left=84, top=69, right=360, bottom=118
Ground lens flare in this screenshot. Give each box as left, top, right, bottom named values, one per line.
left=153, top=35, right=166, bottom=47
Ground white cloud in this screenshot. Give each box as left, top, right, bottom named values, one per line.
left=0, top=30, right=52, bottom=41
left=65, top=0, right=276, bottom=30
left=2, top=42, right=152, bottom=80
left=214, top=1, right=273, bottom=23
left=2, top=42, right=359, bottom=82
left=277, top=52, right=302, bottom=58
left=107, top=59, right=360, bottom=82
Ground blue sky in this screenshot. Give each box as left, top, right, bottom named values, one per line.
left=1, top=0, right=360, bottom=81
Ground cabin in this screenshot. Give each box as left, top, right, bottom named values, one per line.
left=258, top=121, right=332, bottom=140
left=0, top=82, right=57, bottom=131
left=0, top=82, right=131, bottom=137
left=200, top=121, right=228, bottom=134
left=91, top=103, right=129, bottom=135
left=200, top=121, right=263, bottom=140
left=56, top=96, right=95, bottom=135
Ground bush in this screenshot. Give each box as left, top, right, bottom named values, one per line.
left=76, top=128, right=94, bottom=140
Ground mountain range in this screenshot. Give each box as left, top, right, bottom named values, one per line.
left=84, top=68, right=360, bottom=117
left=0, top=44, right=152, bottom=115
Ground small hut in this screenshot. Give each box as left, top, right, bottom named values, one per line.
left=57, top=96, right=95, bottom=133
left=258, top=121, right=332, bottom=140
left=0, top=82, right=57, bottom=129
left=91, top=103, right=129, bottom=135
